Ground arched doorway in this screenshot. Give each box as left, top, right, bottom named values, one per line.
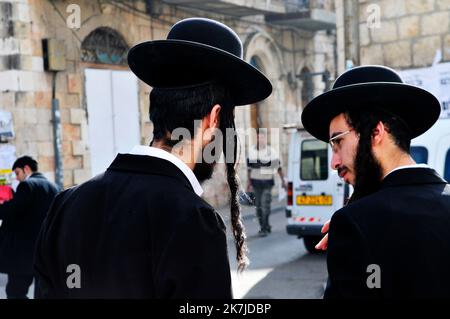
left=243, top=31, right=284, bottom=155
left=299, top=66, right=314, bottom=109
left=82, top=27, right=140, bottom=176
left=249, top=56, right=265, bottom=130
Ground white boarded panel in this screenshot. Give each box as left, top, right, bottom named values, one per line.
left=112, top=71, right=140, bottom=153
left=85, top=69, right=115, bottom=177
left=111, top=70, right=141, bottom=154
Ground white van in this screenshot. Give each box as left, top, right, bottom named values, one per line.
left=284, top=118, right=450, bottom=253
left=284, top=126, right=350, bottom=253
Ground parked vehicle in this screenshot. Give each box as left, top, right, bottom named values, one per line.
left=284, top=118, right=450, bottom=253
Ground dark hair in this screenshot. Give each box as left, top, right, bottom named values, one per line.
left=344, top=108, right=411, bottom=203
left=12, top=156, right=38, bottom=172
left=344, top=108, right=412, bottom=153
left=150, top=83, right=217, bottom=146
left=150, top=82, right=249, bottom=272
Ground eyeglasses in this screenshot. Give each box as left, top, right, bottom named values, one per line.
left=329, top=129, right=353, bottom=152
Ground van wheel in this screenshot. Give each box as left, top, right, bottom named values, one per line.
left=303, top=236, right=323, bottom=254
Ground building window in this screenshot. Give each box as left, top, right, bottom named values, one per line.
left=300, top=139, right=328, bottom=180
left=81, top=27, right=128, bottom=65
left=410, top=146, right=429, bottom=164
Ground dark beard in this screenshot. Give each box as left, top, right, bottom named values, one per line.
left=193, top=161, right=216, bottom=183
left=348, top=137, right=383, bottom=204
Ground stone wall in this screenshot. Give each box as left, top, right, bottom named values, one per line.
left=357, top=0, right=450, bottom=69
left=0, top=0, right=56, bottom=183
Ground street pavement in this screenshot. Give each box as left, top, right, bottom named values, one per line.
left=220, top=198, right=328, bottom=299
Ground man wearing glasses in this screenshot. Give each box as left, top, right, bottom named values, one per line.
left=301, top=65, right=450, bottom=298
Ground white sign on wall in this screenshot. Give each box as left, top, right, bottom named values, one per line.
left=0, top=110, right=14, bottom=137
left=398, top=62, right=450, bottom=119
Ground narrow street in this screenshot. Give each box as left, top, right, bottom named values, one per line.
left=221, top=199, right=328, bottom=299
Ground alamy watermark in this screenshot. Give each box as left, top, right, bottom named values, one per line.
left=169, top=121, right=283, bottom=174
left=366, top=3, right=381, bottom=30
left=366, top=264, right=381, bottom=289
left=66, top=4, right=81, bottom=29
left=66, top=264, right=81, bottom=289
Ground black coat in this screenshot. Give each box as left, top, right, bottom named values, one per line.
left=324, top=167, right=450, bottom=298
left=34, top=154, right=233, bottom=299
left=0, top=172, right=59, bottom=275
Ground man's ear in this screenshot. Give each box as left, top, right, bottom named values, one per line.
left=200, top=104, right=221, bottom=146
left=22, top=165, right=30, bottom=176
left=207, top=104, right=221, bottom=129
left=372, top=121, right=386, bottom=146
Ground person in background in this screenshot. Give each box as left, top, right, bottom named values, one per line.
left=0, top=156, right=59, bottom=299
left=247, top=130, right=287, bottom=237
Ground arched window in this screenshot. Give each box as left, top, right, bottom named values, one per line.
left=81, top=27, right=128, bottom=65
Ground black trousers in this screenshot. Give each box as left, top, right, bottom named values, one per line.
left=6, top=273, right=34, bottom=299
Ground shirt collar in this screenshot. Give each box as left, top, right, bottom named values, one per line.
left=383, top=163, right=430, bottom=179
left=129, top=145, right=203, bottom=196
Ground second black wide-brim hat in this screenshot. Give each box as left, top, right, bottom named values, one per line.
left=127, top=18, right=272, bottom=106
left=301, top=65, right=441, bottom=142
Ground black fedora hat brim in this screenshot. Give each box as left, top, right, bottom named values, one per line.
left=301, top=82, right=441, bottom=142
left=128, top=40, right=272, bottom=106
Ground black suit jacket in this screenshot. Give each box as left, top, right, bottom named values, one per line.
left=34, top=154, right=232, bottom=299
left=0, top=172, right=59, bottom=275
left=324, top=167, right=450, bottom=298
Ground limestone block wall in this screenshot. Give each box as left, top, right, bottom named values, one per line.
left=357, top=0, right=450, bottom=69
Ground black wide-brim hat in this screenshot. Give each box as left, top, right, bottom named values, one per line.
left=127, top=18, right=272, bottom=106
left=301, top=65, right=441, bottom=142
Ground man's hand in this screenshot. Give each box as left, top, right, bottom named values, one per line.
left=315, top=220, right=330, bottom=251
left=246, top=183, right=253, bottom=193
left=281, top=180, right=287, bottom=191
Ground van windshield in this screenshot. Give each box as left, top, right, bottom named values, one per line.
left=300, top=139, right=328, bottom=181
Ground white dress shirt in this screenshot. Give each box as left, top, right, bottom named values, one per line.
left=129, top=145, right=203, bottom=196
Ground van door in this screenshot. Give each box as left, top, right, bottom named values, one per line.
left=444, top=149, right=450, bottom=182
left=435, top=134, right=450, bottom=180
left=410, top=146, right=429, bottom=164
